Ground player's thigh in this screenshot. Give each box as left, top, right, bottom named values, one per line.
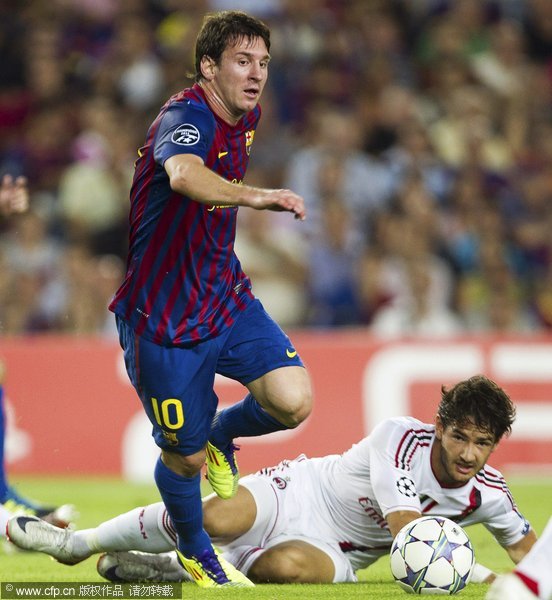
left=117, top=317, right=219, bottom=455
left=208, top=474, right=279, bottom=545
left=217, top=299, right=304, bottom=382
left=218, top=300, right=312, bottom=418
left=246, top=365, right=312, bottom=423
left=248, top=539, right=337, bottom=583
left=203, top=485, right=257, bottom=542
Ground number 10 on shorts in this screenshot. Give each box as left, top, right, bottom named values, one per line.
left=151, top=397, right=185, bottom=430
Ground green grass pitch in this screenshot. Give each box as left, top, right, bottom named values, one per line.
left=0, top=476, right=550, bottom=599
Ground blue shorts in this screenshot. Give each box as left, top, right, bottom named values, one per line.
left=116, top=299, right=304, bottom=455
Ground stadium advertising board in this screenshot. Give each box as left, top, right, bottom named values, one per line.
left=2, top=335, right=551, bottom=479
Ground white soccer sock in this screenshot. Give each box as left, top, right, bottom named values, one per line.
left=82, top=503, right=174, bottom=554
left=514, top=518, right=552, bottom=600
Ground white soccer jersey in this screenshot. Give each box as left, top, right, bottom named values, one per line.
left=243, top=416, right=531, bottom=573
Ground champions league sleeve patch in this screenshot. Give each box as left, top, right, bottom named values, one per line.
left=396, top=476, right=417, bottom=498
left=171, top=123, right=200, bottom=145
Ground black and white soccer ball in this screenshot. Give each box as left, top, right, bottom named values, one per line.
left=390, top=516, right=475, bottom=595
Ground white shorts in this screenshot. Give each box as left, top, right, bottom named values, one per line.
left=216, top=458, right=358, bottom=583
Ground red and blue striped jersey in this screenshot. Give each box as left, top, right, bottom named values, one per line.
left=109, top=84, right=259, bottom=346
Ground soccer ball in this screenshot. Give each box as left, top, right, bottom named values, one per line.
left=390, top=516, right=475, bottom=595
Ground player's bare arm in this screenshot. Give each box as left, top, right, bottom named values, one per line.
left=165, top=154, right=306, bottom=220
left=505, top=529, right=537, bottom=564
left=386, top=510, right=422, bottom=538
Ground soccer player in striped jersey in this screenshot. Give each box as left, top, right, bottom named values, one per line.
left=8, top=375, right=537, bottom=585
left=105, top=10, right=312, bottom=588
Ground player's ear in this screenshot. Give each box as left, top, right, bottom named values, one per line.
left=434, top=414, right=444, bottom=440
left=200, top=55, right=216, bottom=81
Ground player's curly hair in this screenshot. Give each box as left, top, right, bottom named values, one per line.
left=438, top=375, right=516, bottom=441
left=194, top=11, right=271, bottom=82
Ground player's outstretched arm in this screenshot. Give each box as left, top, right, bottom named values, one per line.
left=0, top=175, right=29, bottom=216
left=165, top=154, right=306, bottom=220
left=386, top=510, right=422, bottom=539
left=506, top=529, right=538, bottom=564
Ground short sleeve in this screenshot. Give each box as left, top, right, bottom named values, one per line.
left=153, top=100, right=216, bottom=165
left=483, top=491, right=533, bottom=547
left=368, top=420, right=423, bottom=517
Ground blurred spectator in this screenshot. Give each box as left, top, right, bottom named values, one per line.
left=429, top=85, right=514, bottom=172
left=61, top=251, right=124, bottom=337
left=0, top=209, right=63, bottom=332
left=111, top=15, right=165, bottom=111
left=57, top=97, right=132, bottom=258
left=17, top=104, right=74, bottom=194
left=470, top=19, right=529, bottom=99
left=370, top=256, right=463, bottom=338
left=384, top=116, right=452, bottom=203
left=0, top=175, right=28, bottom=216
left=357, top=248, right=394, bottom=325
left=1, top=0, right=552, bottom=334
left=208, top=0, right=282, bottom=18
left=305, top=196, right=363, bottom=327
left=285, top=105, right=394, bottom=249
left=533, top=263, right=552, bottom=329
left=509, top=172, right=552, bottom=278
left=371, top=197, right=454, bottom=315
left=235, top=182, right=307, bottom=328
left=439, top=168, right=491, bottom=275
left=457, top=238, right=535, bottom=333
left=1, top=210, right=61, bottom=279
left=522, top=0, right=552, bottom=63
left=1, top=271, right=44, bottom=334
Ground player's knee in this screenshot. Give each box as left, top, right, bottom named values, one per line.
left=160, top=449, right=205, bottom=478
left=249, top=546, right=307, bottom=583
left=277, top=388, right=312, bottom=428
left=203, top=496, right=228, bottom=538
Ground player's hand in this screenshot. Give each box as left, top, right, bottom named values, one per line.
left=0, top=174, right=29, bottom=216
left=470, top=562, right=496, bottom=583
left=249, top=188, right=306, bottom=221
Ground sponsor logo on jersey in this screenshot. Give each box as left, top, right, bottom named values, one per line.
left=245, top=130, right=255, bottom=155
left=207, top=204, right=235, bottom=211
left=359, top=497, right=388, bottom=528
left=206, top=179, right=243, bottom=211
left=218, top=150, right=229, bottom=159
left=286, top=348, right=297, bottom=358
left=171, top=124, right=200, bottom=145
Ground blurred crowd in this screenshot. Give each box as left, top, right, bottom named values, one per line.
left=2, top=0, right=552, bottom=337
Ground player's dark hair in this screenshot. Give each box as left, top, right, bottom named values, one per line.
left=438, top=375, right=516, bottom=441
left=194, top=11, right=271, bottom=82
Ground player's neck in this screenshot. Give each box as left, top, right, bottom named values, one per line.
left=199, top=81, right=242, bottom=126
